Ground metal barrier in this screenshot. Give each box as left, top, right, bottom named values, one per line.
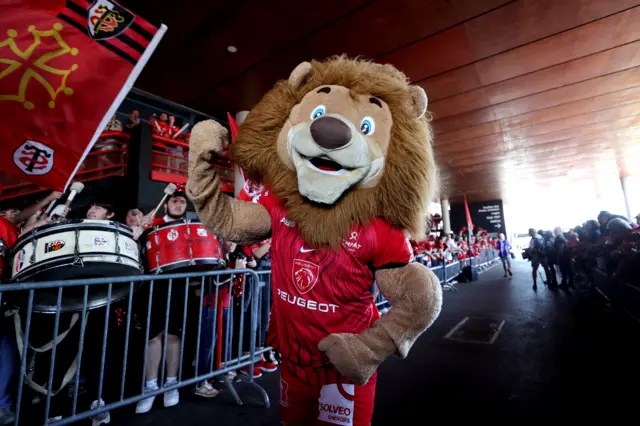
left=0, top=269, right=269, bottom=426
left=375, top=248, right=500, bottom=307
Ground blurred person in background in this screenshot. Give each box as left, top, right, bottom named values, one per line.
left=583, top=220, right=601, bottom=244
left=527, top=228, right=555, bottom=291
left=553, top=227, right=570, bottom=287
left=496, top=233, right=513, bottom=277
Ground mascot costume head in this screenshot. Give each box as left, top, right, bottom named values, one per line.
left=188, top=56, right=442, bottom=426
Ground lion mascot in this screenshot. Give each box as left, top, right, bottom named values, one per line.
left=187, top=56, right=442, bottom=426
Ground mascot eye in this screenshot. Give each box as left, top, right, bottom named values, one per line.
left=360, top=117, right=375, bottom=135
left=310, top=105, right=326, bottom=120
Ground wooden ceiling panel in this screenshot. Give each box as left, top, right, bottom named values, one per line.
left=423, top=5, right=640, bottom=102
left=435, top=85, right=640, bottom=145
left=436, top=117, right=640, bottom=159
left=435, top=101, right=640, bottom=154
left=451, top=139, right=640, bottom=174
left=429, top=41, right=640, bottom=120
left=432, top=66, right=640, bottom=135
left=384, top=0, right=638, bottom=83
left=190, top=0, right=512, bottom=111
left=134, top=0, right=371, bottom=102
left=118, top=0, right=640, bottom=205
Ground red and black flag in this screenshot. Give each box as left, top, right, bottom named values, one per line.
left=0, top=0, right=166, bottom=192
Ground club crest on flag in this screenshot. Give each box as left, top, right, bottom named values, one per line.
left=87, top=0, right=135, bottom=40
left=13, top=140, right=54, bottom=176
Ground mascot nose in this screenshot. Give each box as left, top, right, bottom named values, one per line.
left=310, top=116, right=352, bottom=150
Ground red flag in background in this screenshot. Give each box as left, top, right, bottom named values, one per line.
left=0, top=0, right=166, bottom=192
left=464, top=195, right=474, bottom=241
left=227, top=112, right=240, bottom=142
left=464, top=196, right=474, bottom=229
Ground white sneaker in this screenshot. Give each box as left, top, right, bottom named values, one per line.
left=90, top=399, right=110, bottom=426
left=194, top=381, right=219, bottom=398
left=163, top=388, right=179, bottom=407
left=267, top=350, right=279, bottom=366
left=135, top=383, right=158, bottom=414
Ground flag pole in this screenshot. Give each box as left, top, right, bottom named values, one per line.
left=63, top=24, right=168, bottom=192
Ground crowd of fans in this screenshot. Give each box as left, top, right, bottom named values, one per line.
left=0, top=188, right=276, bottom=425
left=523, top=210, right=640, bottom=291
left=410, top=227, right=497, bottom=268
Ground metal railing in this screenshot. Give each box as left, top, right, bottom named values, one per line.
left=375, top=248, right=500, bottom=307
left=149, top=134, right=234, bottom=193
left=0, top=269, right=269, bottom=426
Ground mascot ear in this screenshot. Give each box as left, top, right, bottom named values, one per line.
left=289, top=62, right=313, bottom=90
left=409, top=85, right=428, bottom=119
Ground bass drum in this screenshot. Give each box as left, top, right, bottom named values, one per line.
left=8, top=219, right=142, bottom=313
left=141, top=219, right=225, bottom=274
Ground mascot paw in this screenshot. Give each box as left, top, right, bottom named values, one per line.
left=318, top=333, right=378, bottom=386
left=189, top=119, right=229, bottom=161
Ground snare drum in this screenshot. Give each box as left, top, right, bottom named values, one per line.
left=142, top=219, right=224, bottom=273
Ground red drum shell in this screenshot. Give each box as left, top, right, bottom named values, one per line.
left=142, top=220, right=224, bottom=273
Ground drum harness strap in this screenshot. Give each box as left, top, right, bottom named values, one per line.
left=11, top=310, right=90, bottom=396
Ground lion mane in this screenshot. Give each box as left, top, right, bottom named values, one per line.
left=231, top=56, right=437, bottom=248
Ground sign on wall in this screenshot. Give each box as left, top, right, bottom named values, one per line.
left=450, top=199, right=506, bottom=235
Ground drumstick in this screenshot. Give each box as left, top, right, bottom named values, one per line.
left=131, top=208, right=141, bottom=227
left=64, top=182, right=85, bottom=208
left=172, top=123, right=190, bottom=138
left=149, top=183, right=176, bottom=218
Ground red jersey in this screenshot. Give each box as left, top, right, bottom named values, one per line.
left=0, top=217, right=18, bottom=281
left=259, top=192, right=413, bottom=377
left=152, top=215, right=181, bottom=226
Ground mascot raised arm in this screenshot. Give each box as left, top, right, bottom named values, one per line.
left=188, top=56, right=442, bottom=426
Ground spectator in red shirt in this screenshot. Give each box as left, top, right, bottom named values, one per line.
left=0, top=215, right=18, bottom=425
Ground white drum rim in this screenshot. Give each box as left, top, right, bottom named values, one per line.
left=12, top=219, right=135, bottom=254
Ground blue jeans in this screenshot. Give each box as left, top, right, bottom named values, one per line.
left=0, top=330, right=17, bottom=409
left=197, top=306, right=231, bottom=376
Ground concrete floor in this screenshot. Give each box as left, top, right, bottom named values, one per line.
left=115, top=260, right=640, bottom=425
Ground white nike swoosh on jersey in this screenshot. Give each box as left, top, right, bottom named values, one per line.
left=300, top=246, right=316, bottom=253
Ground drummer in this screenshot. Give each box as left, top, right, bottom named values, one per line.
left=152, top=186, right=188, bottom=226
left=19, top=201, right=115, bottom=236
left=136, top=187, right=187, bottom=414
left=125, top=208, right=154, bottom=240
left=0, top=191, right=63, bottom=234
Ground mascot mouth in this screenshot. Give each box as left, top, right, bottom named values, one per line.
left=286, top=121, right=385, bottom=205
left=303, top=155, right=353, bottom=175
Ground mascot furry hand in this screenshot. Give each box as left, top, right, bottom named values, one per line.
left=188, top=57, right=442, bottom=425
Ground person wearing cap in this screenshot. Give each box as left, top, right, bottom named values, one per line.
left=152, top=185, right=187, bottom=226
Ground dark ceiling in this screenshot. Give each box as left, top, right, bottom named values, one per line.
left=123, top=0, right=640, bottom=204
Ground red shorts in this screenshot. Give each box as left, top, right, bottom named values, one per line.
left=280, top=363, right=376, bottom=426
